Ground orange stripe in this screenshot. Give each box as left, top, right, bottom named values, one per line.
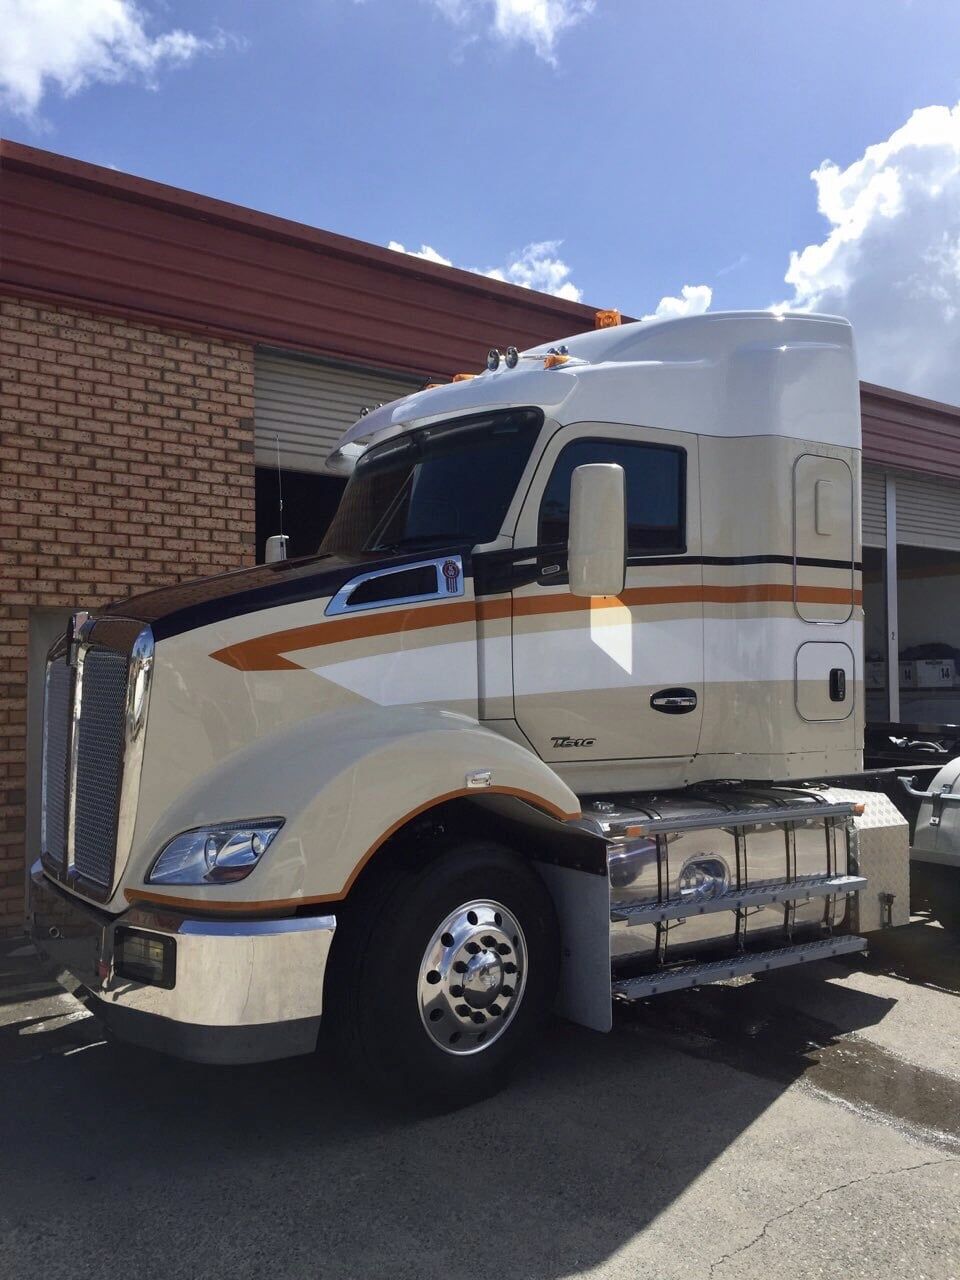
left=124, top=787, right=581, bottom=915
left=212, top=598, right=480, bottom=671
left=212, top=585, right=862, bottom=671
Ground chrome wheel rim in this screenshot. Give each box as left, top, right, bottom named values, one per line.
left=417, top=899, right=527, bottom=1055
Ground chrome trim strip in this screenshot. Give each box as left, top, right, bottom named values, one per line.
left=114, top=625, right=154, bottom=889
left=324, top=554, right=464, bottom=616
left=177, top=914, right=336, bottom=937
left=39, top=634, right=69, bottom=867
left=64, top=615, right=95, bottom=876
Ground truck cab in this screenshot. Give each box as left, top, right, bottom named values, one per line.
left=34, top=311, right=907, bottom=1108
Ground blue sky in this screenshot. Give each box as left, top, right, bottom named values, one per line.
left=4, top=1, right=960, bottom=398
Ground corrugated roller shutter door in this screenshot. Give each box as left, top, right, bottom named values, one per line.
left=862, top=466, right=886, bottom=547
left=255, top=351, right=421, bottom=475
left=896, top=471, right=960, bottom=550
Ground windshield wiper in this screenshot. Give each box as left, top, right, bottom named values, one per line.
left=369, top=534, right=466, bottom=553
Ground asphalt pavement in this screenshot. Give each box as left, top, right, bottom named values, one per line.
left=1, top=918, right=959, bottom=1280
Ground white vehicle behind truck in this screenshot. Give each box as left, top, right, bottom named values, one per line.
left=34, top=310, right=911, bottom=1107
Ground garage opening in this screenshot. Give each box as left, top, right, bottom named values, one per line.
left=863, top=544, right=888, bottom=724
left=895, top=544, right=960, bottom=724
left=253, top=348, right=423, bottom=564
left=255, top=467, right=346, bottom=562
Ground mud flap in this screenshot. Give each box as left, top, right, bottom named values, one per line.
left=534, top=862, right=612, bottom=1032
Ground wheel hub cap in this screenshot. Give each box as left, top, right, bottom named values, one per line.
left=417, top=899, right=527, bottom=1055
left=463, top=950, right=503, bottom=1008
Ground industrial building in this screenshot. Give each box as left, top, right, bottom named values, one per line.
left=3, top=139, right=960, bottom=935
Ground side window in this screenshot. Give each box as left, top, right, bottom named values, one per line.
left=538, top=439, right=686, bottom=554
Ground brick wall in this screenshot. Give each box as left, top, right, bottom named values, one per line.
left=0, top=295, right=256, bottom=937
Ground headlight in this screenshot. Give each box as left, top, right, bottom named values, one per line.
left=148, top=819, right=284, bottom=885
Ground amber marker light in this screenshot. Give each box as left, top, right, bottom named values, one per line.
left=595, top=309, right=622, bottom=329
left=543, top=353, right=570, bottom=369
left=452, top=372, right=477, bottom=382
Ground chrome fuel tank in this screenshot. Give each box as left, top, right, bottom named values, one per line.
left=585, top=788, right=855, bottom=970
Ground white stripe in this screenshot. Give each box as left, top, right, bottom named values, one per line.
left=512, top=618, right=703, bottom=695
left=313, top=640, right=479, bottom=706
left=311, top=615, right=863, bottom=706
left=705, top=617, right=862, bottom=683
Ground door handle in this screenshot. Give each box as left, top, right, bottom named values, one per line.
left=651, top=688, right=698, bottom=714
left=829, top=667, right=846, bottom=702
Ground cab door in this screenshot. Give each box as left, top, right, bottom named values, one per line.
left=510, top=424, right=703, bottom=764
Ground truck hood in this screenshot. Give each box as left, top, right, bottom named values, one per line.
left=102, top=549, right=468, bottom=643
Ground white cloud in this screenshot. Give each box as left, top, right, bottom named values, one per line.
left=484, top=240, right=583, bottom=301
left=387, top=241, right=453, bottom=267
left=426, top=0, right=595, bottom=64
left=389, top=236, right=583, bottom=301
left=0, top=0, right=228, bottom=118
left=641, top=283, right=713, bottom=323
left=782, top=103, right=960, bottom=402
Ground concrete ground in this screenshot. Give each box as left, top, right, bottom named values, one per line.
left=1, top=918, right=959, bottom=1280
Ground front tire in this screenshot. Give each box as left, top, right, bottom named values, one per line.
left=326, top=841, right=559, bottom=1109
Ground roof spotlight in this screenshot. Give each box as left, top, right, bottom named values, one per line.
left=504, top=346, right=520, bottom=369
left=486, top=348, right=501, bottom=371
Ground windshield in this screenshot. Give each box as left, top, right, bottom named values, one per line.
left=320, top=408, right=543, bottom=557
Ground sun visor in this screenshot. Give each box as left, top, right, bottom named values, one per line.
left=326, top=366, right=577, bottom=474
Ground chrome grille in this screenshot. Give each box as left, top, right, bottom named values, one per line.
left=73, top=648, right=130, bottom=888
left=41, top=659, right=74, bottom=867
left=40, top=617, right=153, bottom=901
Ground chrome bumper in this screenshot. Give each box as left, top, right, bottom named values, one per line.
left=31, top=861, right=336, bottom=1064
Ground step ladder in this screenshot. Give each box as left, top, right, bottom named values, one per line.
left=611, top=873, right=867, bottom=926
left=612, top=934, right=868, bottom=1001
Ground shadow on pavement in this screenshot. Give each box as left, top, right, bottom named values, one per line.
left=0, top=944, right=906, bottom=1280
left=859, top=915, right=960, bottom=996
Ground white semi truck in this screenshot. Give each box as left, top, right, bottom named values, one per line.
left=35, top=310, right=913, bottom=1107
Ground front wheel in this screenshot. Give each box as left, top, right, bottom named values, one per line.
left=326, top=841, right=559, bottom=1109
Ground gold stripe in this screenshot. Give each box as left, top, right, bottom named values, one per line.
left=212, top=599, right=480, bottom=671
left=212, top=585, right=862, bottom=672
left=124, top=787, right=581, bottom=913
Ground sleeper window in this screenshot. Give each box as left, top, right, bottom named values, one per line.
left=538, top=439, right=685, bottom=553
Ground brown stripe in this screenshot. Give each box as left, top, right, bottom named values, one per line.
left=124, top=786, right=581, bottom=913
left=212, top=598, right=480, bottom=671
left=212, top=585, right=862, bottom=671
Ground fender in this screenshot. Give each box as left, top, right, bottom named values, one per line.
left=122, top=704, right=582, bottom=913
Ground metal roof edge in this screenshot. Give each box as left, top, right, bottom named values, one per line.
left=0, top=138, right=610, bottom=321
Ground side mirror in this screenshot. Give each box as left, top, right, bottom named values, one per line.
left=568, top=463, right=626, bottom=597
left=264, top=534, right=290, bottom=564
